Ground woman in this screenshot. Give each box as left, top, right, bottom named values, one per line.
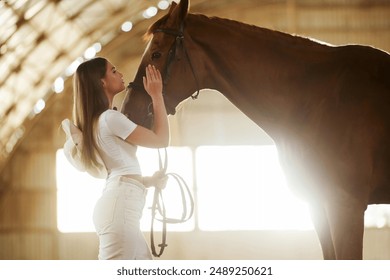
left=72, top=57, right=169, bottom=260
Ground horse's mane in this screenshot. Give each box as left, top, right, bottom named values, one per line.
left=199, top=14, right=329, bottom=47
left=144, top=12, right=329, bottom=47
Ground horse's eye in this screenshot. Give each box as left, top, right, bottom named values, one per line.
left=152, top=52, right=161, bottom=60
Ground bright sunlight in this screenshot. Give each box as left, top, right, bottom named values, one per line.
left=56, top=145, right=389, bottom=233
left=196, top=145, right=313, bottom=231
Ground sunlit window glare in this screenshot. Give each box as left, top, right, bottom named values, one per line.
left=365, top=205, right=390, bottom=228
left=56, top=147, right=194, bottom=233
left=56, top=145, right=390, bottom=233
left=196, top=145, right=313, bottom=230
left=56, top=150, right=104, bottom=233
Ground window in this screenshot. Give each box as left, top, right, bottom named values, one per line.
left=56, top=150, right=104, bottom=233
left=56, top=147, right=194, bottom=232
left=56, top=145, right=390, bottom=232
left=196, top=145, right=313, bottom=230
left=365, top=205, right=390, bottom=228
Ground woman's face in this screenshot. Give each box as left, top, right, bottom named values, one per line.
left=101, top=61, right=125, bottom=96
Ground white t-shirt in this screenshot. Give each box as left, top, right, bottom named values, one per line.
left=96, top=109, right=141, bottom=179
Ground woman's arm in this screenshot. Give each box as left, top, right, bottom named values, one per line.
left=125, top=65, right=170, bottom=148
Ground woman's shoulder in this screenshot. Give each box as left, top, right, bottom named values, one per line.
left=99, top=109, right=137, bottom=138
left=99, top=109, right=135, bottom=126
left=100, top=109, right=124, bottom=121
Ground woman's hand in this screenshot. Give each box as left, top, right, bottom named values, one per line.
left=152, top=170, right=168, bottom=190
left=125, top=64, right=169, bottom=148
left=143, top=64, right=163, bottom=100
left=143, top=170, right=168, bottom=189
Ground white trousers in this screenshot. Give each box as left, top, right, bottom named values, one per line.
left=93, top=176, right=152, bottom=260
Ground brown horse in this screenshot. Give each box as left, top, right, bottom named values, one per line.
left=122, top=0, right=390, bottom=259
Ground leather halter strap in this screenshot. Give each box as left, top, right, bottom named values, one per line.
left=153, top=24, right=200, bottom=100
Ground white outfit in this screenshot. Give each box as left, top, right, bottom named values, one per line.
left=92, top=109, right=152, bottom=260
left=93, top=176, right=152, bottom=260
left=96, top=109, right=141, bottom=179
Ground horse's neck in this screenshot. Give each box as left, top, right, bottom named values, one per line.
left=187, top=15, right=330, bottom=138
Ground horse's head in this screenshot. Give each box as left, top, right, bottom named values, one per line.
left=122, top=0, right=199, bottom=129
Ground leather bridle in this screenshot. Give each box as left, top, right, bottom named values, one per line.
left=127, top=22, right=200, bottom=126
left=153, top=22, right=200, bottom=100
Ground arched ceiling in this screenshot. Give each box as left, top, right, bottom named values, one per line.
left=1, top=0, right=390, bottom=171
left=0, top=0, right=172, bottom=162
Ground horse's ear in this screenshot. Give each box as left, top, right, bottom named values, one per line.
left=167, top=0, right=189, bottom=27
left=168, top=1, right=177, bottom=14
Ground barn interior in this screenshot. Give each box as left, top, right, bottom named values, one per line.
left=1, top=0, right=390, bottom=260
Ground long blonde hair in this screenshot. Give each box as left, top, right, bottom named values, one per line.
left=73, top=57, right=109, bottom=169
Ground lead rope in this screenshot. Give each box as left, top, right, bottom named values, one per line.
left=150, top=148, right=195, bottom=257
